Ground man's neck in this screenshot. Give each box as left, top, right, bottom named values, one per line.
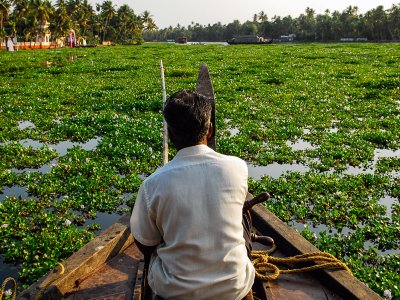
left=175, top=137, right=208, bottom=151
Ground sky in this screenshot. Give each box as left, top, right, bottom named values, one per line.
left=100, top=0, right=398, bottom=29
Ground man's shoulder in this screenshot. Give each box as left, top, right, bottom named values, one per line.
left=142, top=165, right=169, bottom=185
left=143, top=150, right=247, bottom=184
left=212, top=151, right=247, bottom=166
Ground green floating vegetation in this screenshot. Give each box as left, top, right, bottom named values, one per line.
left=0, top=142, right=58, bottom=170
left=0, top=43, right=399, bottom=297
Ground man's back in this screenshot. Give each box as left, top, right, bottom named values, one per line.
left=130, top=145, right=255, bottom=299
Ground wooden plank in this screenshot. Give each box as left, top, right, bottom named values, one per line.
left=18, top=215, right=134, bottom=300
left=63, top=243, right=142, bottom=300
left=250, top=204, right=382, bottom=300
left=195, top=64, right=216, bottom=150
left=132, top=261, right=145, bottom=300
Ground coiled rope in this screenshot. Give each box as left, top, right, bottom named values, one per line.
left=0, top=277, right=16, bottom=300
left=0, top=263, right=64, bottom=300
left=251, top=245, right=352, bottom=281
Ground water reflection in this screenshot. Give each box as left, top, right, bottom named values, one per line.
left=0, top=256, right=19, bottom=287
left=327, top=127, right=338, bottom=133
left=374, top=148, right=400, bottom=163
left=18, top=137, right=102, bottom=156
left=85, top=211, right=124, bottom=231
left=12, top=159, right=57, bottom=174
left=0, top=186, right=30, bottom=202
left=228, top=127, right=239, bottom=137
left=344, top=148, right=400, bottom=175
left=344, top=165, right=374, bottom=175
left=247, top=162, right=310, bottom=180
left=18, top=121, right=35, bottom=130
left=286, top=139, right=315, bottom=151
left=381, top=196, right=397, bottom=217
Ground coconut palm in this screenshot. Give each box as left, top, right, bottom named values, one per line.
left=257, top=10, right=267, bottom=35
left=11, top=0, right=31, bottom=40
left=388, top=4, right=400, bottom=40
left=141, top=10, right=156, bottom=31
left=146, top=18, right=157, bottom=31
left=52, top=0, right=71, bottom=40
left=29, top=0, right=54, bottom=34
left=258, top=11, right=267, bottom=23
left=79, top=0, right=94, bottom=36
left=100, top=0, right=115, bottom=41
left=130, top=14, right=143, bottom=34
left=116, top=4, right=134, bottom=41
left=0, top=0, right=11, bottom=36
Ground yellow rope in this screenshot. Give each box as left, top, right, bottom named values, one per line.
left=251, top=249, right=352, bottom=281
left=0, top=277, right=16, bottom=300
left=34, top=263, right=65, bottom=300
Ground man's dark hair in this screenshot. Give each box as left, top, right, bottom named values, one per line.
left=163, top=90, right=212, bottom=149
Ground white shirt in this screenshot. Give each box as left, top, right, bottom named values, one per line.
left=130, top=145, right=254, bottom=299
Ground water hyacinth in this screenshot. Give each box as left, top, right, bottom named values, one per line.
left=0, top=43, right=399, bottom=298
left=64, top=219, right=72, bottom=227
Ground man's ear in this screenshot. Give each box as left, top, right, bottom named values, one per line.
left=207, top=122, right=213, bottom=140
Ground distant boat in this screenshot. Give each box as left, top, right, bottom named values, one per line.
left=227, top=35, right=273, bottom=45
left=176, top=36, right=188, bottom=44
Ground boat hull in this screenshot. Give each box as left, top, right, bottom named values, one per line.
left=19, top=205, right=381, bottom=300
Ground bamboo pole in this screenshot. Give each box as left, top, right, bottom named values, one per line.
left=160, top=60, right=168, bottom=165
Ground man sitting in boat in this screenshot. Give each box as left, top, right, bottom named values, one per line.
left=130, top=90, right=255, bottom=299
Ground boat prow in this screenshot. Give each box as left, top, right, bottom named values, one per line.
left=227, top=35, right=273, bottom=45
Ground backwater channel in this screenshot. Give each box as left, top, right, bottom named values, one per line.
left=1, top=133, right=400, bottom=284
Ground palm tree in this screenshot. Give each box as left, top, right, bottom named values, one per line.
left=52, top=0, right=70, bottom=40
left=79, top=0, right=94, bottom=36
left=145, top=18, right=157, bottom=31
left=141, top=10, right=156, bottom=31
left=258, top=11, right=267, bottom=23
left=257, top=10, right=268, bottom=35
left=29, top=0, right=54, bottom=35
left=0, top=0, right=11, bottom=36
left=100, top=0, right=115, bottom=41
left=388, top=4, right=400, bottom=40
left=130, top=14, right=143, bottom=34
left=116, top=4, right=132, bottom=40
left=11, top=0, right=31, bottom=40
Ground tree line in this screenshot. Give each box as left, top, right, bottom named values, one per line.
left=1, top=2, right=400, bottom=44
left=144, top=5, right=400, bottom=42
left=0, top=0, right=156, bottom=44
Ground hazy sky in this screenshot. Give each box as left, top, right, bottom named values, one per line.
left=103, top=0, right=397, bottom=29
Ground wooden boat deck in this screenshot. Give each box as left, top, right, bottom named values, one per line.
left=19, top=205, right=381, bottom=300
left=61, top=242, right=341, bottom=300
left=64, top=243, right=141, bottom=300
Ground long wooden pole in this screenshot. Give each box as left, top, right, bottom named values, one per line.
left=140, top=61, right=168, bottom=300
left=160, top=60, right=168, bottom=165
